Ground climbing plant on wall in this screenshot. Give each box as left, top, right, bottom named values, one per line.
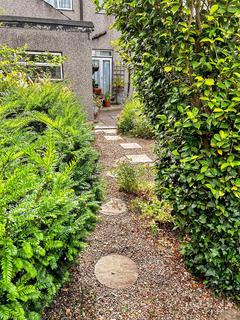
left=100, top=0, right=240, bottom=299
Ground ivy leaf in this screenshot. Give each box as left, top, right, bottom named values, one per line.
left=164, top=66, right=172, bottom=72
left=210, top=4, right=219, bottom=15
left=205, top=79, right=215, bottom=86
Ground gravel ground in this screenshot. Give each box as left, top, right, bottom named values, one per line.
left=43, top=111, right=238, bottom=320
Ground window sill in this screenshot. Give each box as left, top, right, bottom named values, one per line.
left=57, top=7, right=74, bottom=11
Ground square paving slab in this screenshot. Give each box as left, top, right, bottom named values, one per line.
left=120, top=143, right=142, bottom=150
left=126, top=154, right=153, bottom=163
left=104, top=135, right=123, bottom=141
left=103, top=129, right=118, bottom=134
left=95, top=129, right=117, bottom=135
left=95, top=125, right=117, bottom=130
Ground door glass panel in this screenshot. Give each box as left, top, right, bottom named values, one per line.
left=103, top=60, right=110, bottom=94
left=92, top=59, right=100, bottom=88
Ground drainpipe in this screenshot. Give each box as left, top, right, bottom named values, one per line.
left=79, top=0, right=83, bottom=20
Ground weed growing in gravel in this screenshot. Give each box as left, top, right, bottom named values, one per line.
left=115, top=163, right=173, bottom=229
left=115, top=162, right=138, bottom=193
left=131, top=197, right=174, bottom=235
left=115, top=162, right=154, bottom=196
left=117, top=99, right=154, bottom=139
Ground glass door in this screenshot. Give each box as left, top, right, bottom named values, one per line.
left=92, top=51, right=112, bottom=95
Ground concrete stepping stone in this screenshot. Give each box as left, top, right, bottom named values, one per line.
left=94, top=254, right=138, bottom=289
left=100, top=198, right=127, bottom=216
left=126, top=154, right=153, bottom=164
left=104, top=135, right=123, bottom=141
left=95, top=125, right=117, bottom=130
left=95, top=129, right=117, bottom=134
left=120, top=143, right=142, bottom=150
left=218, top=310, right=240, bottom=320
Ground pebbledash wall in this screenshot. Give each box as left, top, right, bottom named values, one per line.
left=0, top=0, right=95, bottom=118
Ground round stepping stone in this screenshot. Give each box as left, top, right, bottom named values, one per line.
left=94, top=254, right=138, bottom=289
left=218, top=310, right=240, bottom=320
left=100, top=198, right=127, bottom=216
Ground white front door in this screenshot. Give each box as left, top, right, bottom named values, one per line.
left=92, top=50, right=112, bottom=95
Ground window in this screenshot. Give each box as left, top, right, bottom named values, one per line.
left=44, top=0, right=73, bottom=10
left=21, top=52, right=63, bottom=81
left=96, top=0, right=105, bottom=13
left=57, top=0, right=73, bottom=10
left=92, top=50, right=112, bottom=57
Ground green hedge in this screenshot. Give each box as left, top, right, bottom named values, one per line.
left=0, top=81, right=101, bottom=319
left=102, top=0, right=240, bottom=299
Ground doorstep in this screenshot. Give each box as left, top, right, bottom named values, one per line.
left=102, top=105, right=123, bottom=112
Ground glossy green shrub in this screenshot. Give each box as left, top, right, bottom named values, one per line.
left=102, top=0, right=240, bottom=299
left=0, top=80, right=101, bottom=319
left=117, top=99, right=154, bottom=139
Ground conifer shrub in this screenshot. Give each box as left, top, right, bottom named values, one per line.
left=0, top=80, right=101, bottom=319
left=102, top=0, right=240, bottom=299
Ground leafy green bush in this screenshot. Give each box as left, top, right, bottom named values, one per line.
left=117, top=99, right=154, bottom=139
left=103, top=0, right=240, bottom=299
left=0, top=80, right=101, bottom=319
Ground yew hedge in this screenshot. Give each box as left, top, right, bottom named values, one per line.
left=0, top=48, right=101, bottom=319
left=101, top=0, right=240, bottom=299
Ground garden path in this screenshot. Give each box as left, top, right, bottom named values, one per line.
left=43, top=110, right=238, bottom=320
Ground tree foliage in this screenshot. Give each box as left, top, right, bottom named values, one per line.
left=0, top=47, right=101, bottom=319
left=101, top=0, right=240, bottom=299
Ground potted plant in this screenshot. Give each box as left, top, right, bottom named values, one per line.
left=104, top=92, right=111, bottom=108
left=113, top=76, right=125, bottom=104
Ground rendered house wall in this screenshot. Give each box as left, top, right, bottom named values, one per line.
left=0, top=0, right=65, bottom=19
left=0, top=0, right=95, bottom=118
left=0, top=24, right=94, bottom=118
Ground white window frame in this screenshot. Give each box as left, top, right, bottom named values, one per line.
left=56, top=0, right=73, bottom=10
left=44, top=0, right=73, bottom=10
left=21, top=51, right=64, bottom=81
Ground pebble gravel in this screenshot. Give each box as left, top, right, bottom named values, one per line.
left=43, top=111, right=238, bottom=320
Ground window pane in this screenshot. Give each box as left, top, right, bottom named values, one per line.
left=58, top=0, right=72, bottom=9
left=103, top=60, right=110, bottom=94
left=92, top=60, right=100, bottom=88
left=92, top=50, right=112, bottom=57
left=31, top=66, right=62, bottom=80
left=23, top=52, right=63, bottom=81
left=44, top=0, right=57, bottom=6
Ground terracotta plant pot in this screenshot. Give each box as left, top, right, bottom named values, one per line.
left=93, top=87, right=102, bottom=95
left=105, top=100, right=111, bottom=108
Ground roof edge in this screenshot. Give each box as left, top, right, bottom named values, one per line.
left=0, top=15, right=94, bottom=31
